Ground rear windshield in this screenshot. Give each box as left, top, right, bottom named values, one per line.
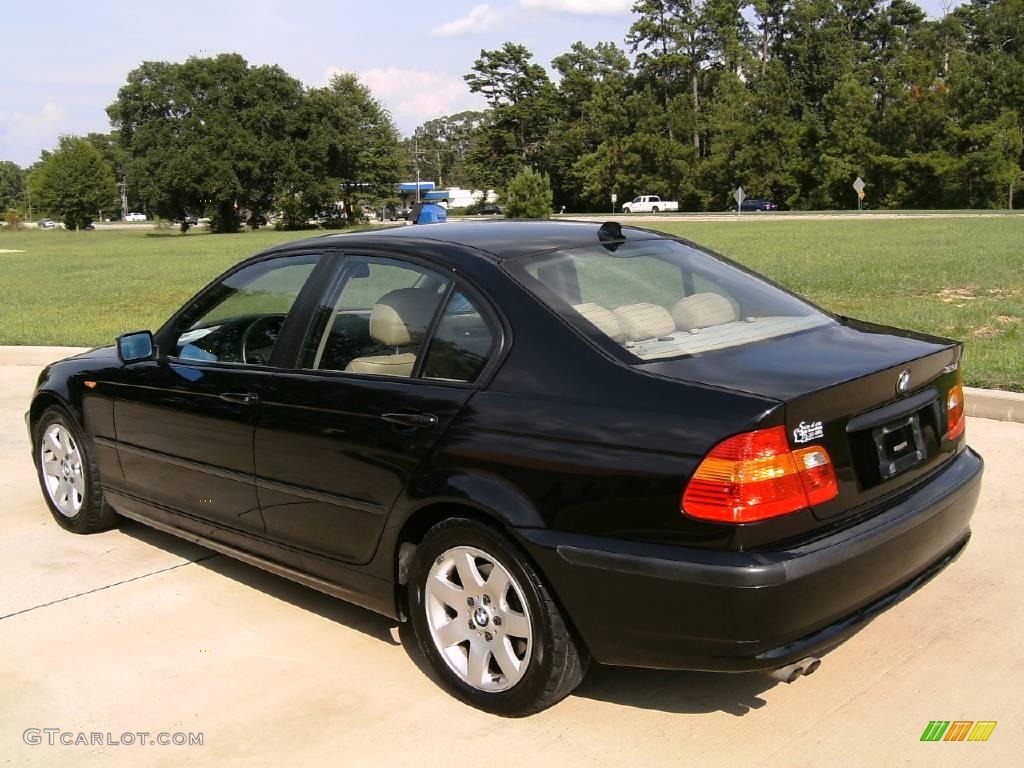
left=508, top=239, right=832, bottom=361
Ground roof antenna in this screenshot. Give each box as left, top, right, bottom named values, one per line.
left=598, top=221, right=625, bottom=251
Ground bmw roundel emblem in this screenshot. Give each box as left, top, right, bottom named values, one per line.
left=896, top=369, right=911, bottom=395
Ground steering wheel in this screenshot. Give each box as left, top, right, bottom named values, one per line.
left=241, top=314, right=287, bottom=365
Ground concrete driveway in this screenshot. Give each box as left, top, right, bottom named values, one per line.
left=1, top=354, right=1019, bottom=767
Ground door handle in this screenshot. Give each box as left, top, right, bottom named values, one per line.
left=219, top=391, right=259, bottom=405
left=381, top=412, right=438, bottom=429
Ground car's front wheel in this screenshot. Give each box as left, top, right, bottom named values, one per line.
left=33, top=405, right=119, bottom=534
left=409, top=518, right=587, bottom=716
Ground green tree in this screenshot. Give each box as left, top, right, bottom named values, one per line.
left=551, top=41, right=633, bottom=210
left=464, top=43, right=560, bottom=187
left=108, top=54, right=307, bottom=232
left=503, top=167, right=553, bottom=218
left=406, top=111, right=486, bottom=188
left=278, top=73, right=404, bottom=227
left=0, top=161, right=25, bottom=212
left=27, top=136, right=118, bottom=229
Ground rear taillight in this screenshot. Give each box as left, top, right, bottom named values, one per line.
left=947, top=372, right=966, bottom=440
left=682, top=425, right=838, bottom=523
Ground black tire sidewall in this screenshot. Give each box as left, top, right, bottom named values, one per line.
left=409, top=519, right=563, bottom=716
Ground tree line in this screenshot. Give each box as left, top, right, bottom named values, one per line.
left=1, top=0, right=1020, bottom=230
left=412, top=0, right=1022, bottom=211
left=3, top=55, right=403, bottom=231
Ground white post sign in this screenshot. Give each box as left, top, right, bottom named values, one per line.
left=853, top=177, right=865, bottom=211
left=734, top=186, right=745, bottom=217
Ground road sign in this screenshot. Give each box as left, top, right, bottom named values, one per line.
left=734, top=186, right=745, bottom=217
left=853, top=177, right=865, bottom=210
left=611, top=193, right=617, bottom=203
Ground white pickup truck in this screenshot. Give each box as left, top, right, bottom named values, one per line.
left=620, top=195, right=679, bottom=214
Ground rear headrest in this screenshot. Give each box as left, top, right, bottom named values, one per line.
left=671, top=292, right=739, bottom=331
left=370, top=288, right=442, bottom=347
left=613, top=303, right=676, bottom=342
left=573, top=302, right=625, bottom=343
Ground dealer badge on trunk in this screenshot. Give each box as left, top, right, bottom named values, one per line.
left=793, top=421, right=824, bottom=444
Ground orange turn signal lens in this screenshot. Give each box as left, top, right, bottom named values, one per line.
left=682, top=425, right=838, bottom=523
left=947, top=372, right=966, bottom=441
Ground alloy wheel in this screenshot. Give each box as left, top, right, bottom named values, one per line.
left=424, top=545, right=534, bottom=692
left=39, top=423, right=85, bottom=517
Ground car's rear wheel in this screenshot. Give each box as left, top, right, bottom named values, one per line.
left=33, top=406, right=119, bottom=534
left=409, top=518, right=587, bottom=716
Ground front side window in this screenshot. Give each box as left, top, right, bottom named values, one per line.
left=172, top=255, right=319, bottom=365
left=300, top=256, right=450, bottom=377
left=507, top=239, right=831, bottom=361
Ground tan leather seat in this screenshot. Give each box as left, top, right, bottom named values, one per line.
left=671, top=292, right=739, bottom=331
left=573, top=302, right=625, bottom=342
left=345, top=288, right=442, bottom=377
left=613, top=303, right=676, bottom=341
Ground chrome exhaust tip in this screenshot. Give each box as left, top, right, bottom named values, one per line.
left=769, top=656, right=821, bottom=683
left=801, top=656, right=822, bottom=676
left=769, top=663, right=804, bottom=684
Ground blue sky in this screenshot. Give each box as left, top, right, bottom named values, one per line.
left=1, top=0, right=960, bottom=167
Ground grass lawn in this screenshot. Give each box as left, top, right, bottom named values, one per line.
left=1, top=218, right=1021, bottom=390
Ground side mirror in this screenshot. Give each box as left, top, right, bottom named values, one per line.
left=116, top=330, right=156, bottom=364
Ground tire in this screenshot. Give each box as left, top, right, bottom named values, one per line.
left=33, top=405, right=119, bottom=534
left=622, top=207, right=631, bottom=214
left=409, top=518, right=588, bottom=716
left=651, top=206, right=659, bottom=213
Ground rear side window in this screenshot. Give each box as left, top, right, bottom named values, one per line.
left=298, top=255, right=497, bottom=383
left=508, top=239, right=831, bottom=361
left=422, top=292, right=496, bottom=383
left=300, top=256, right=449, bottom=377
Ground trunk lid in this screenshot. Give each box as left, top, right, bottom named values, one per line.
left=641, top=318, right=964, bottom=526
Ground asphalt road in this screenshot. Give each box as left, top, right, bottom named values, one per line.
left=1, top=353, right=1020, bottom=767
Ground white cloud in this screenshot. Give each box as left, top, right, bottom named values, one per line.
left=0, top=102, right=70, bottom=165
left=431, top=4, right=500, bottom=37
left=325, top=66, right=484, bottom=132
left=519, top=0, right=634, bottom=14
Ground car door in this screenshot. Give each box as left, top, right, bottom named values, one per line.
left=253, top=252, right=500, bottom=564
left=113, top=252, right=325, bottom=537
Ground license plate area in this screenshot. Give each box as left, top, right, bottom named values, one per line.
left=873, top=414, right=927, bottom=481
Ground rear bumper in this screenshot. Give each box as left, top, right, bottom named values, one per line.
left=516, top=447, right=983, bottom=671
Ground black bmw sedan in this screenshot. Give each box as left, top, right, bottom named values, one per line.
left=27, top=220, right=982, bottom=716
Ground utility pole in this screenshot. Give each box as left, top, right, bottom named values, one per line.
left=414, top=137, right=421, bottom=205
left=117, top=179, right=128, bottom=220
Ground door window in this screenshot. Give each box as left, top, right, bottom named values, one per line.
left=171, top=255, right=319, bottom=365
left=300, top=256, right=450, bottom=377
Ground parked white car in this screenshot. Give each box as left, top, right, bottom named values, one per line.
left=620, top=195, right=679, bottom=214
left=124, top=212, right=148, bottom=222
